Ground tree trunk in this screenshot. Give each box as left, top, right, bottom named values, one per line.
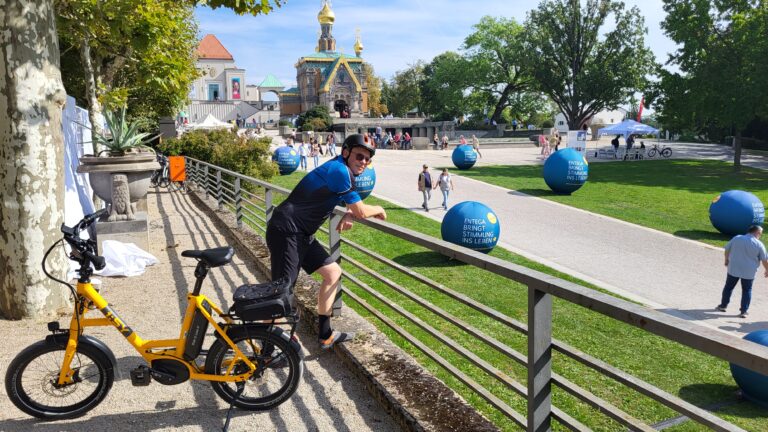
left=734, top=130, right=742, bottom=172
left=0, top=0, right=71, bottom=319
left=490, top=84, right=513, bottom=123
left=80, top=34, right=102, bottom=155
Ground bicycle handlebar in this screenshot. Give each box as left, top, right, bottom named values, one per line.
left=60, top=209, right=108, bottom=271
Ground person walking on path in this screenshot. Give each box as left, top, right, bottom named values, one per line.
left=266, top=134, right=386, bottom=349
left=433, top=133, right=439, bottom=150
left=459, top=135, right=467, bottom=145
left=327, top=133, right=337, bottom=157
left=433, top=168, right=454, bottom=210
left=716, top=225, right=768, bottom=318
left=538, top=134, right=551, bottom=159
left=441, top=133, right=449, bottom=150
left=298, top=140, right=309, bottom=171
left=471, top=134, right=482, bottom=158
left=311, top=139, right=321, bottom=168
left=418, top=164, right=433, bottom=212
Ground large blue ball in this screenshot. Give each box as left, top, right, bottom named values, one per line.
left=452, top=145, right=477, bottom=170
left=441, top=201, right=500, bottom=253
left=709, top=190, right=765, bottom=235
left=355, top=165, right=376, bottom=200
left=543, top=148, right=589, bottom=194
left=272, top=146, right=300, bottom=175
left=730, top=330, right=768, bottom=407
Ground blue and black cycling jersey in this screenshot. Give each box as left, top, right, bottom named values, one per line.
left=269, top=156, right=361, bottom=235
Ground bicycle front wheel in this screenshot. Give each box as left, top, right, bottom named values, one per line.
left=661, top=147, right=672, bottom=158
left=205, top=326, right=302, bottom=410
left=647, top=148, right=657, bottom=158
left=5, top=340, right=114, bottom=419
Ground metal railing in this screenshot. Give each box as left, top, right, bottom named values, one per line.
left=184, top=157, right=768, bottom=431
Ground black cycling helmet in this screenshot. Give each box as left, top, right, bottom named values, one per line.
left=342, top=134, right=376, bottom=158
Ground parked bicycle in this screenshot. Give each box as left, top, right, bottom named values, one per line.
left=646, top=142, right=672, bottom=158
left=150, top=153, right=188, bottom=193
left=4, top=209, right=303, bottom=431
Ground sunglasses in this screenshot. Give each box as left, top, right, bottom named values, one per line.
left=353, top=153, right=371, bottom=162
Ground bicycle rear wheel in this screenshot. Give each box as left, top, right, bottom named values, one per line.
left=661, top=147, right=672, bottom=158
left=5, top=340, right=114, bottom=419
left=205, top=326, right=302, bottom=410
left=168, top=180, right=187, bottom=194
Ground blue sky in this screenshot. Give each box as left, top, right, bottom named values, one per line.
left=196, top=0, right=674, bottom=93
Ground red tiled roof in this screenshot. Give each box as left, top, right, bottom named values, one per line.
left=197, top=34, right=234, bottom=60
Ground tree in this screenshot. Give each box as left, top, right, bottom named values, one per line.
left=387, top=63, right=425, bottom=117
left=656, top=0, right=768, bottom=170
left=523, top=0, right=654, bottom=129
left=57, top=0, right=200, bottom=150
left=0, top=0, right=281, bottom=319
left=419, top=51, right=468, bottom=121
left=463, top=16, right=532, bottom=124
left=362, top=63, right=387, bottom=117
left=1, top=1, right=71, bottom=319
left=297, top=105, right=332, bottom=131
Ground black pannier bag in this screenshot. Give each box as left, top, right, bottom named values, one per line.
left=231, top=277, right=294, bottom=321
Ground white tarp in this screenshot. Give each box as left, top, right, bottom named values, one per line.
left=63, top=95, right=96, bottom=229
left=191, top=113, right=233, bottom=130
left=97, top=240, right=158, bottom=277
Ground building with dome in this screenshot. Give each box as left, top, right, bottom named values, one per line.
left=280, top=0, right=368, bottom=118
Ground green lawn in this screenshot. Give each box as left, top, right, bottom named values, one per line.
left=453, top=159, right=768, bottom=247
left=246, top=171, right=767, bottom=431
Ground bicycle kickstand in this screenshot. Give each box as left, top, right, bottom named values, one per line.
left=222, top=382, right=245, bottom=432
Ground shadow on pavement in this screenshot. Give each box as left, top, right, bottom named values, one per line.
left=674, top=229, right=732, bottom=244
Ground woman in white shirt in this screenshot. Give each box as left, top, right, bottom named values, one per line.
left=433, top=168, right=455, bottom=210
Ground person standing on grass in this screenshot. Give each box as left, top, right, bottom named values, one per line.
left=433, top=168, right=454, bottom=210
left=266, top=134, right=386, bottom=349
left=716, top=225, right=768, bottom=318
left=417, top=164, right=433, bottom=212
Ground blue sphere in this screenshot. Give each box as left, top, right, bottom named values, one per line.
left=452, top=145, right=477, bottom=170
left=272, top=146, right=300, bottom=175
left=709, top=190, right=765, bottom=235
left=730, top=330, right=768, bottom=407
left=441, top=201, right=500, bottom=253
left=354, top=165, right=376, bottom=200
left=543, top=148, right=589, bottom=194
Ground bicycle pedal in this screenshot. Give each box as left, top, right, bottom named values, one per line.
left=130, top=365, right=152, bottom=386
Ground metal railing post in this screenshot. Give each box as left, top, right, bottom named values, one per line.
left=216, top=170, right=223, bottom=210
left=329, top=212, right=343, bottom=317
left=528, top=285, right=552, bottom=432
left=203, top=165, right=209, bottom=199
left=265, top=188, right=274, bottom=223
left=234, top=177, right=243, bottom=229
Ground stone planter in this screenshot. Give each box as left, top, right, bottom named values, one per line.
left=77, top=153, right=160, bottom=221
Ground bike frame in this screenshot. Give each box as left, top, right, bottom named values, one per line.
left=55, top=279, right=257, bottom=387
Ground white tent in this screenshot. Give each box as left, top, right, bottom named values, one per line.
left=191, top=113, right=233, bottom=130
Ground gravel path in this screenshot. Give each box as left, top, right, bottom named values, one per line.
left=0, top=189, right=400, bottom=432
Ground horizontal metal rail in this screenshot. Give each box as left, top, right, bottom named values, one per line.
left=185, top=156, right=766, bottom=432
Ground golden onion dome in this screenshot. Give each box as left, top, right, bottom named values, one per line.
left=317, top=2, right=335, bottom=25
left=354, top=38, right=364, bottom=54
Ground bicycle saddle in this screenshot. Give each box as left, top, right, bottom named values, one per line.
left=181, top=247, right=234, bottom=268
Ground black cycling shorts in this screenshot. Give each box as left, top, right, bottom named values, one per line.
left=265, top=225, right=334, bottom=284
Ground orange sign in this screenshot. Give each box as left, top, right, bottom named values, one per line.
left=168, top=156, right=186, bottom=182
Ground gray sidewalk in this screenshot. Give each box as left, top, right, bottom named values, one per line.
left=0, top=189, right=399, bottom=432
left=368, top=144, right=768, bottom=336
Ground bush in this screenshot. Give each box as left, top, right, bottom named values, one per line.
left=160, top=129, right=277, bottom=181
left=278, top=120, right=293, bottom=127
left=541, top=119, right=554, bottom=128
left=296, top=105, right=332, bottom=131
left=456, top=119, right=495, bottom=130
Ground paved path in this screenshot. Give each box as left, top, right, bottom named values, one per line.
left=0, top=188, right=399, bottom=432
left=365, top=142, right=768, bottom=336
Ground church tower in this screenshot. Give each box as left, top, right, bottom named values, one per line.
left=317, top=0, right=336, bottom=52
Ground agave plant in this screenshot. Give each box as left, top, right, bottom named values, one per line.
left=94, top=108, right=158, bottom=156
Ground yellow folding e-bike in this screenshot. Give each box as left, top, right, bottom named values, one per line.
left=5, top=209, right=303, bottom=429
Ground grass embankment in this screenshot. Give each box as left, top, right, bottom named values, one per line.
left=454, top=159, right=768, bottom=248
left=244, top=170, right=766, bottom=431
